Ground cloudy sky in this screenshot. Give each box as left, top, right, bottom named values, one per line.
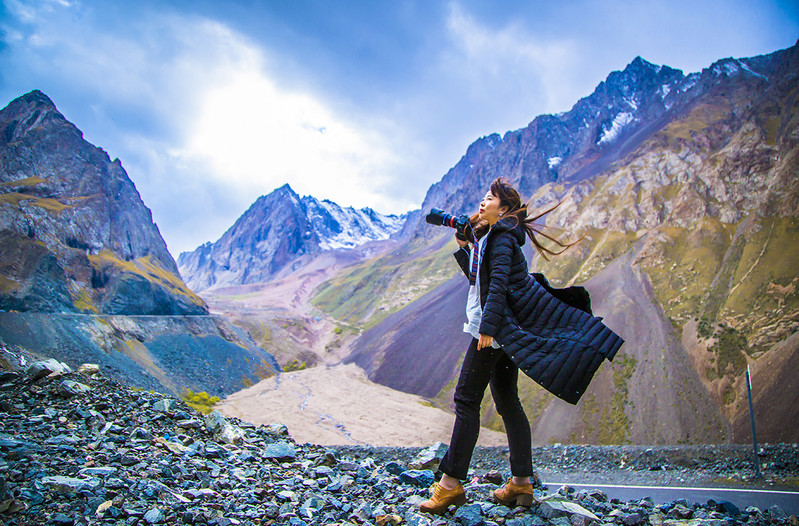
left=1, top=0, right=797, bottom=255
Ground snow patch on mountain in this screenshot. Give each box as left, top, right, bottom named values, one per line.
left=548, top=156, right=563, bottom=169
left=738, top=60, right=769, bottom=81
left=598, top=112, right=634, bottom=145
left=303, top=197, right=405, bottom=250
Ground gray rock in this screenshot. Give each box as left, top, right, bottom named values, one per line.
left=143, top=508, right=165, bottom=524
left=153, top=398, right=178, bottom=413
left=622, top=512, right=643, bottom=525
left=586, top=489, right=609, bottom=502
left=506, top=516, right=546, bottom=526
left=636, top=496, right=654, bottom=508
left=404, top=511, right=433, bottom=526
left=77, top=363, right=100, bottom=376
left=766, top=505, right=788, bottom=520
left=263, top=442, right=297, bottom=461
left=131, top=427, right=154, bottom=441
left=668, top=504, right=693, bottom=519
left=351, top=501, right=373, bottom=521
left=454, top=504, right=485, bottom=526
left=41, top=475, right=100, bottom=493
left=410, top=441, right=449, bottom=470
left=51, top=513, right=74, bottom=526
left=539, top=499, right=599, bottom=522
left=78, top=467, right=118, bottom=477
left=204, top=409, right=245, bottom=444
left=399, top=469, right=435, bottom=488
left=266, top=423, right=290, bottom=436
left=27, top=359, right=72, bottom=380
left=57, top=380, right=90, bottom=397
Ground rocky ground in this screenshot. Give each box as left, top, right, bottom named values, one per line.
left=1, top=360, right=797, bottom=526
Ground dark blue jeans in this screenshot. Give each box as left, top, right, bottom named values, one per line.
left=438, top=338, right=533, bottom=480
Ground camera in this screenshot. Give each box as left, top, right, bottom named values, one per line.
left=425, top=208, right=471, bottom=241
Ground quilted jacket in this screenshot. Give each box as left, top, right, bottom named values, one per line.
left=454, top=218, right=624, bottom=404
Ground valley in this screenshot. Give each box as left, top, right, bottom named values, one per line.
left=2, top=42, right=797, bottom=449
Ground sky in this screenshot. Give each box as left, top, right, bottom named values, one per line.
left=1, top=1, right=797, bottom=255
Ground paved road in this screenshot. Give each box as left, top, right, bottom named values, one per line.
left=548, top=481, right=799, bottom=516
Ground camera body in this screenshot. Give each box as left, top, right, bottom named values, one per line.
left=425, top=208, right=470, bottom=241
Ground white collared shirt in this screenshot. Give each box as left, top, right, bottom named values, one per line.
left=463, top=233, right=501, bottom=348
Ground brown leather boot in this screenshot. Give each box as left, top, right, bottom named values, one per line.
left=419, top=482, right=467, bottom=514
left=493, top=479, right=538, bottom=507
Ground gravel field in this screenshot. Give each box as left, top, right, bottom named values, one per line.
left=2, top=359, right=797, bottom=526
left=329, top=444, right=799, bottom=491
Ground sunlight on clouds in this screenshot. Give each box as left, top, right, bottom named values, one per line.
left=183, top=67, right=399, bottom=212
left=6, top=1, right=405, bottom=213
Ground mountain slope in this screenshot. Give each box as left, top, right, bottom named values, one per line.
left=0, top=90, right=281, bottom=396
left=177, top=184, right=406, bottom=292
left=0, top=90, right=206, bottom=315
left=323, top=42, right=799, bottom=444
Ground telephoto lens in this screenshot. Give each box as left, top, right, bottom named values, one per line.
left=425, top=208, right=470, bottom=240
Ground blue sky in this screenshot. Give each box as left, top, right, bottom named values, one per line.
left=1, top=0, right=797, bottom=255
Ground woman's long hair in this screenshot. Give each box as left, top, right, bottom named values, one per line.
left=467, top=177, right=581, bottom=260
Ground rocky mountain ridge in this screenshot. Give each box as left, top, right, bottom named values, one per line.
left=313, top=43, right=799, bottom=445
left=0, top=91, right=282, bottom=398
left=0, top=90, right=205, bottom=315
left=177, top=184, right=408, bottom=292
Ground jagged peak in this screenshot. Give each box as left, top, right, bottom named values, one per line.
left=1, top=90, right=59, bottom=121
left=274, top=182, right=297, bottom=196
left=629, top=56, right=660, bottom=72
left=16, top=89, right=56, bottom=108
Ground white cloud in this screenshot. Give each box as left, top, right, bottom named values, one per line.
left=179, top=59, right=402, bottom=213
left=2, top=3, right=414, bottom=252
left=442, top=2, right=581, bottom=116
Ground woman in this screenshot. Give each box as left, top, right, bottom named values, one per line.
left=420, top=178, right=623, bottom=515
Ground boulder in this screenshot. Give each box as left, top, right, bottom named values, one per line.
left=27, top=359, right=72, bottom=380
left=539, top=499, right=599, bottom=522
left=263, top=442, right=297, bottom=461
left=77, top=363, right=100, bottom=376
left=204, top=410, right=245, bottom=445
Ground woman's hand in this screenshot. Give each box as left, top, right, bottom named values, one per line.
left=477, top=334, right=494, bottom=350
left=456, top=233, right=469, bottom=248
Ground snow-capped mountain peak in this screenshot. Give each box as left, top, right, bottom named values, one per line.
left=177, top=185, right=408, bottom=291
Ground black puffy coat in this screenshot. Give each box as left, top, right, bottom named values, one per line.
left=454, top=219, right=624, bottom=404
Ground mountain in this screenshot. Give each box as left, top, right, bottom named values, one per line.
left=177, top=184, right=407, bottom=292
left=0, top=90, right=206, bottom=315
left=0, top=91, right=280, bottom=396
left=321, top=42, right=799, bottom=444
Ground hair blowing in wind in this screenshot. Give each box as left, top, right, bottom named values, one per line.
left=468, top=178, right=582, bottom=260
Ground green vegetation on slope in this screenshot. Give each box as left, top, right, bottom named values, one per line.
left=312, top=235, right=459, bottom=329
left=87, top=250, right=206, bottom=310
left=641, top=215, right=799, bottom=400
left=575, top=353, right=637, bottom=445
left=182, top=388, right=219, bottom=414
left=0, top=191, right=72, bottom=213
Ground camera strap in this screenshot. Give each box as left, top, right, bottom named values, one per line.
left=468, top=242, right=480, bottom=286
